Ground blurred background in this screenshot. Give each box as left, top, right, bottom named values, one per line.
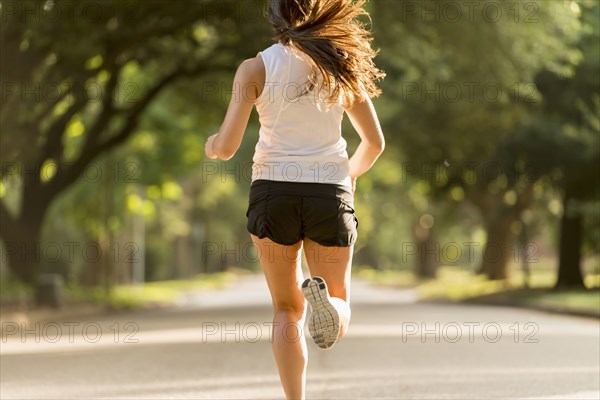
left=1, top=0, right=599, bottom=315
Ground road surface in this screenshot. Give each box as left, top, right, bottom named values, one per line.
left=1, top=274, right=599, bottom=399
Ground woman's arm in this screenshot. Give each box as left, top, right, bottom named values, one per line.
left=345, top=96, right=385, bottom=188
left=205, top=56, right=265, bottom=160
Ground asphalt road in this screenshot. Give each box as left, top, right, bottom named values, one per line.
left=1, top=275, right=599, bottom=399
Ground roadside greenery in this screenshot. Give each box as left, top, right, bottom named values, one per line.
left=1, top=0, right=598, bottom=307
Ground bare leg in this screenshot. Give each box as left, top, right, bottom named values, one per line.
left=251, top=235, right=307, bottom=400
left=303, top=238, right=353, bottom=338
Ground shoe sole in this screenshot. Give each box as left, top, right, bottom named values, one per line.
left=302, top=277, right=340, bottom=350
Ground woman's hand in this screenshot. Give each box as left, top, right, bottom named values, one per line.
left=346, top=96, right=385, bottom=181
left=205, top=134, right=219, bottom=159
left=351, top=176, right=357, bottom=194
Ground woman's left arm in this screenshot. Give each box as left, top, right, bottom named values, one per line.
left=205, top=56, right=265, bottom=160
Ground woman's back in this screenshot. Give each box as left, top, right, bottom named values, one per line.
left=204, top=1, right=385, bottom=397
left=253, top=43, right=351, bottom=187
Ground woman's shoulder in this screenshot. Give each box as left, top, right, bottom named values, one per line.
left=236, top=56, right=266, bottom=99
left=239, top=56, right=265, bottom=77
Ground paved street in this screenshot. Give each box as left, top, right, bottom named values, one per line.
left=1, top=275, right=599, bottom=399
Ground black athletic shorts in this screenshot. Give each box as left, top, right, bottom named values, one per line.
left=246, top=180, right=359, bottom=247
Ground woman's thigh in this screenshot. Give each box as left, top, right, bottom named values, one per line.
left=303, top=238, right=353, bottom=302
left=251, top=235, right=305, bottom=311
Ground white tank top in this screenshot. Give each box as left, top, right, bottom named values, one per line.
left=252, top=43, right=352, bottom=188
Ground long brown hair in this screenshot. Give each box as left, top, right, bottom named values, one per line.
left=267, top=0, right=385, bottom=105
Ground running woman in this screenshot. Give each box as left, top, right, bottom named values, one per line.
left=205, top=1, right=384, bottom=398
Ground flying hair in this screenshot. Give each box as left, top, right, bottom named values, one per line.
left=267, top=0, right=385, bottom=106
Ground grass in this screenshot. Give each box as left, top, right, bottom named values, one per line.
left=0, top=278, right=33, bottom=304
left=508, top=289, right=600, bottom=315
left=417, top=268, right=509, bottom=300
left=356, top=266, right=511, bottom=300
left=356, top=265, right=600, bottom=316
left=63, top=271, right=238, bottom=310
left=0, top=270, right=242, bottom=327
left=355, top=268, right=417, bottom=288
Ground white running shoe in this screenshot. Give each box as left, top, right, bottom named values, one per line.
left=302, top=276, right=341, bottom=350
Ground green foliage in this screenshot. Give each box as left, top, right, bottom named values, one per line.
left=1, top=0, right=598, bottom=292
left=359, top=264, right=599, bottom=299
left=0, top=274, right=33, bottom=304
left=372, top=0, right=582, bottom=183
left=64, top=271, right=237, bottom=309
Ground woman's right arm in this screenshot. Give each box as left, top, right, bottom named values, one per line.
left=346, top=96, right=385, bottom=187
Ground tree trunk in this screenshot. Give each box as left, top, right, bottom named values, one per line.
left=478, top=214, right=516, bottom=280
left=470, top=180, right=536, bottom=282
left=518, top=221, right=531, bottom=289
left=1, top=216, right=43, bottom=285
left=83, top=240, right=104, bottom=286
left=414, top=223, right=438, bottom=279
left=555, top=192, right=585, bottom=289
left=175, top=235, right=194, bottom=279
left=355, top=245, right=382, bottom=270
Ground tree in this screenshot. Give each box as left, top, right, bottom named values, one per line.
left=371, top=0, right=582, bottom=279
left=520, top=0, right=600, bottom=288
left=0, top=0, right=268, bottom=289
